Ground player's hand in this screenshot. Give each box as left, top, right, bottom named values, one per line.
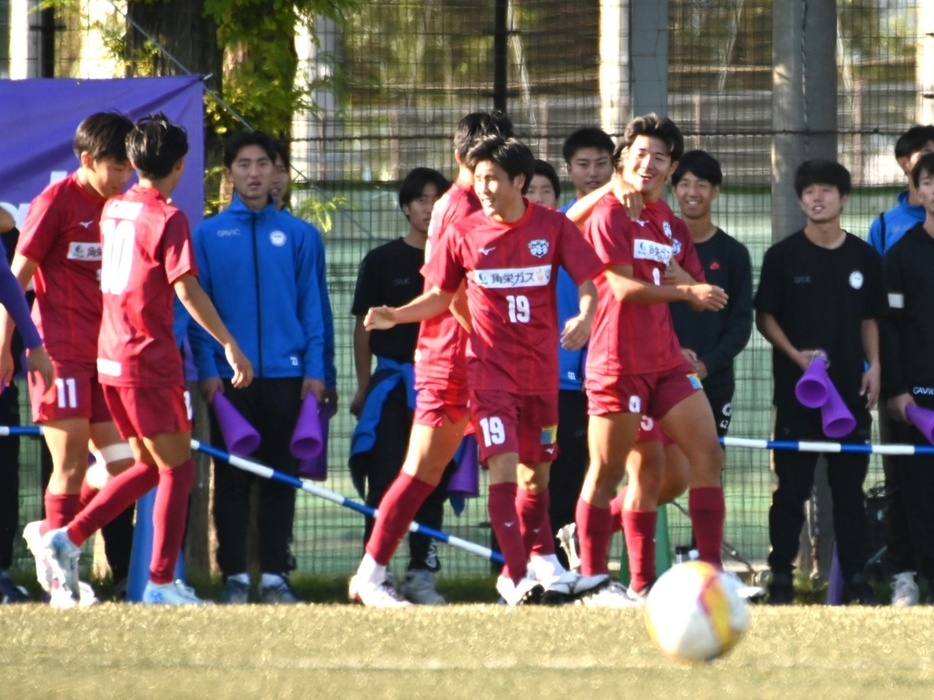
left=861, top=362, right=880, bottom=410
left=199, top=377, right=224, bottom=402
left=224, top=343, right=253, bottom=388
left=793, top=348, right=828, bottom=373
left=0, top=349, right=15, bottom=393
left=321, top=387, right=339, bottom=416
left=888, top=393, right=913, bottom=424
left=681, top=347, right=699, bottom=366
left=365, top=306, right=398, bottom=331
left=302, top=378, right=326, bottom=403
left=612, top=173, right=644, bottom=220
left=25, top=345, right=54, bottom=393
left=685, top=284, right=727, bottom=312
left=694, top=360, right=708, bottom=381
left=664, top=258, right=694, bottom=285
left=350, top=386, right=367, bottom=418
left=561, top=313, right=592, bottom=351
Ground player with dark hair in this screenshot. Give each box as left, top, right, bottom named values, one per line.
left=349, top=166, right=452, bottom=604
left=364, top=135, right=606, bottom=604
left=867, top=124, right=934, bottom=606
left=562, top=127, right=616, bottom=201
left=2, top=111, right=137, bottom=606
left=756, top=159, right=882, bottom=605
left=348, top=110, right=514, bottom=606
left=527, top=159, right=560, bottom=208
left=41, top=113, right=253, bottom=606
left=575, top=113, right=728, bottom=605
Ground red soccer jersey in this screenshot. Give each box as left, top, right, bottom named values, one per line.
left=584, top=196, right=696, bottom=377
left=17, top=173, right=108, bottom=363
left=423, top=201, right=604, bottom=395
left=96, top=185, right=196, bottom=387
left=413, top=181, right=480, bottom=391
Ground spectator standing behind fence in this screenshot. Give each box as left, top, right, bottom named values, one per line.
left=880, top=152, right=934, bottom=607
left=41, top=114, right=253, bottom=607
left=867, top=125, right=934, bottom=607
left=348, top=167, right=451, bottom=605
left=190, top=130, right=329, bottom=605
left=755, top=159, right=883, bottom=606
left=1, top=113, right=137, bottom=606
left=0, top=208, right=54, bottom=602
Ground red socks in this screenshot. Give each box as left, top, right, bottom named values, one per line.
left=623, top=509, right=657, bottom=592
left=150, top=460, right=195, bottom=584
left=67, top=461, right=159, bottom=546
left=43, top=492, right=81, bottom=532
left=365, top=473, right=434, bottom=566
left=489, top=482, right=527, bottom=582
left=517, top=488, right=552, bottom=557
left=575, top=498, right=612, bottom=575
left=689, top=486, right=724, bottom=568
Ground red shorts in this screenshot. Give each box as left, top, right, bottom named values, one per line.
left=29, top=360, right=112, bottom=424
left=470, top=390, right=558, bottom=464
left=102, top=384, right=192, bottom=439
left=587, top=366, right=701, bottom=421
left=414, top=384, right=469, bottom=428
left=636, top=415, right=674, bottom=445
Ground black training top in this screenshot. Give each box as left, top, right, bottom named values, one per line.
left=670, top=228, right=753, bottom=389
left=754, top=230, right=884, bottom=412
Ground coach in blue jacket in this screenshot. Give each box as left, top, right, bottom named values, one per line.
left=190, top=130, right=331, bottom=605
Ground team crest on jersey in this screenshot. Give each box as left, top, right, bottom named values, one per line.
left=672, top=238, right=682, bottom=256
left=528, top=239, right=549, bottom=258
left=270, top=231, right=287, bottom=247
left=663, top=221, right=673, bottom=239
left=849, top=270, right=864, bottom=289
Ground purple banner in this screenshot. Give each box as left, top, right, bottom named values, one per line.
left=0, top=76, right=204, bottom=229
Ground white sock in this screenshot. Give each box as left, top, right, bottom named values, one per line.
left=529, top=554, right=565, bottom=580
left=356, top=553, right=387, bottom=585
left=260, top=573, right=285, bottom=588
left=228, top=572, right=250, bottom=585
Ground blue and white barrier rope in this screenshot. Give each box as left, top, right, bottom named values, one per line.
left=721, top=436, right=934, bottom=456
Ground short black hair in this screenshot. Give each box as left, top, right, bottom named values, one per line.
left=271, top=139, right=290, bottom=170
left=73, top=111, right=133, bottom=162
left=223, top=130, right=276, bottom=169
left=895, top=125, right=934, bottom=160
left=125, top=113, right=189, bottom=180
left=562, top=127, right=615, bottom=164
left=465, top=135, right=535, bottom=194
left=910, top=152, right=934, bottom=189
left=532, top=159, right=561, bottom=199
left=613, top=113, right=684, bottom=169
left=672, top=150, right=722, bottom=187
left=398, top=167, right=450, bottom=212
left=453, top=110, right=514, bottom=160
left=793, top=159, right=852, bottom=198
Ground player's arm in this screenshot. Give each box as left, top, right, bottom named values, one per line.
left=175, top=273, right=253, bottom=389
left=561, top=279, right=597, bottom=350
left=860, top=317, right=880, bottom=410
left=0, top=256, right=52, bottom=392
left=449, top=281, right=473, bottom=333
left=755, top=310, right=823, bottom=372
left=565, top=173, right=643, bottom=231
left=365, top=286, right=455, bottom=331
left=0, top=208, right=14, bottom=234
left=350, top=315, right=372, bottom=418
left=604, top=264, right=727, bottom=311
left=0, top=254, right=39, bottom=363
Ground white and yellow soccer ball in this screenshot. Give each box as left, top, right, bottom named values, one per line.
left=644, top=561, right=750, bottom=663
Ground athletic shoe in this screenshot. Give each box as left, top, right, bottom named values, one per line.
left=400, top=569, right=446, bottom=605
left=142, top=579, right=207, bottom=606
left=722, top=570, right=767, bottom=601
left=22, top=521, right=53, bottom=593
left=576, top=580, right=640, bottom=608
left=43, top=528, right=81, bottom=604
left=0, top=571, right=29, bottom=604
left=349, top=574, right=411, bottom=607
left=891, top=571, right=919, bottom=607
left=260, top=577, right=300, bottom=604
left=222, top=577, right=251, bottom=604
left=495, top=573, right=544, bottom=606
left=78, top=582, right=98, bottom=606
left=540, top=571, right=610, bottom=605
left=556, top=523, right=581, bottom=572
left=626, top=583, right=653, bottom=605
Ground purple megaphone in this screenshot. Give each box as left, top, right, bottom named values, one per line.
left=296, top=410, right=330, bottom=481
left=906, top=404, right=934, bottom=446
left=290, top=393, right=324, bottom=460
left=796, top=355, right=832, bottom=409
left=448, top=434, right=479, bottom=498
left=820, top=384, right=856, bottom=438
left=212, top=392, right=261, bottom=456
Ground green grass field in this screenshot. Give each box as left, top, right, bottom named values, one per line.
left=4, top=601, right=934, bottom=699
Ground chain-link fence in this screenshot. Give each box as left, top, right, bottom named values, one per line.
left=1, top=0, right=929, bottom=584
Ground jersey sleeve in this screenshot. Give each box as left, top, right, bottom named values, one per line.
left=674, top=220, right=705, bottom=282
left=422, top=222, right=466, bottom=293
left=584, top=199, right=632, bottom=268
left=351, top=248, right=380, bottom=316
left=16, top=190, right=62, bottom=264
left=753, top=245, right=782, bottom=315
left=558, top=216, right=604, bottom=285
left=161, top=209, right=197, bottom=285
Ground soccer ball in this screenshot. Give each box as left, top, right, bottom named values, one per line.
left=644, top=561, right=750, bottom=663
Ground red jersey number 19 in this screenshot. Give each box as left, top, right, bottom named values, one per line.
left=506, top=295, right=530, bottom=323
left=100, top=218, right=136, bottom=296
